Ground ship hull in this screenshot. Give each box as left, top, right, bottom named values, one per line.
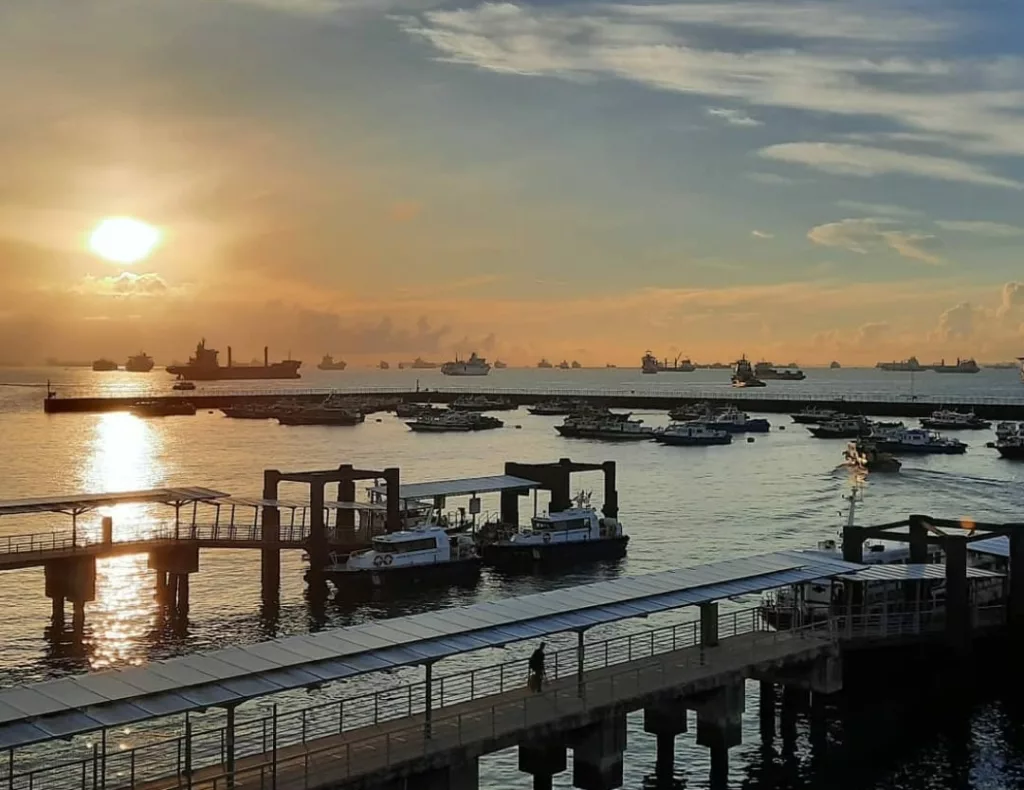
left=166, top=364, right=301, bottom=380
left=326, top=558, right=482, bottom=590
left=440, top=368, right=490, bottom=376
left=481, top=536, right=628, bottom=570
left=873, top=441, right=966, bottom=455
left=654, top=434, right=731, bottom=446
left=919, top=419, right=990, bottom=430
left=997, top=445, right=1024, bottom=460
left=555, top=426, right=653, bottom=440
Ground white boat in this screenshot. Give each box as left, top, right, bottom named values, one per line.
left=441, top=352, right=491, bottom=376
left=653, top=423, right=732, bottom=446
left=324, top=526, right=481, bottom=588
left=480, top=493, right=628, bottom=568
left=919, top=409, right=990, bottom=430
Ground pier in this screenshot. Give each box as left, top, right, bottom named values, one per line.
left=41, top=385, right=1024, bottom=419
left=0, top=545, right=1016, bottom=790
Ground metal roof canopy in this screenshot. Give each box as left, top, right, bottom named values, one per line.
left=0, top=549, right=861, bottom=750
left=836, top=564, right=1005, bottom=582
left=967, top=536, right=1010, bottom=558
left=214, top=497, right=308, bottom=510
left=0, top=487, right=229, bottom=517
left=322, top=501, right=387, bottom=512
left=367, top=475, right=540, bottom=502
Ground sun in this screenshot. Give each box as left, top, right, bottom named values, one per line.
left=88, top=217, right=161, bottom=265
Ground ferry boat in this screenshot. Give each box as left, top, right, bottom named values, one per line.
left=791, top=407, right=842, bottom=424
left=876, top=356, right=922, bottom=371
left=325, top=526, right=481, bottom=589
left=528, top=399, right=581, bottom=416
left=920, top=409, right=990, bottom=430
left=130, top=400, right=197, bottom=417
left=932, top=357, right=980, bottom=374
left=441, top=352, right=491, bottom=376
left=871, top=427, right=967, bottom=454
left=754, top=361, right=806, bottom=381
left=407, top=411, right=503, bottom=432
left=479, top=493, right=628, bottom=569
left=167, top=341, right=301, bottom=380
left=843, top=440, right=901, bottom=472
left=642, top=352, right=695, bottom=373
left=450, top=395, right=515, bottom=411
left=537, top=359, right=553, bottom=369
left=277, top=407, right=364, bottom=426
left=317, top=354, right=347, bottom=371
left=125, top=352, right=154, bottom=373
left=92, top=358, right=117, bottom=372
left=493, top=359, right=508, bottom=369
left=555, top=415, right=653, bottom=441
left=731, top=357, right=766, bottom=388
left=653, top=423, right=732, bottom=446
left=808, top=417, right=871, bottom=439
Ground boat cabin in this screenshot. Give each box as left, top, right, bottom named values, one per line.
left=508, top=506, right=622, bottom=545
left=342, top=526, right=476, bottom=570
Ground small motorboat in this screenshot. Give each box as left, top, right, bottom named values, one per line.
left=844, top=440, right=902, bottom=472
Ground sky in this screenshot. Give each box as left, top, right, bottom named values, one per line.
left=1, top=0, right=1022, bottom=366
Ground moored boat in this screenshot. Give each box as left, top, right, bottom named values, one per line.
left=324, top=527, right=481, bottom=589
left=555, top=415, right=653, bottom=441
left=479, top=493, right=628, bottom=569
left=701, top=407, right=770, bottom=433
left=920, top=409, right=991, bottom=430
left=808, top=417, right=870, bottom=439
left=450, top=395, right=515, bottom=411
left=407, top=411, right=503, bottom=432
left=653, top=423, right=732, bottom=446
left=528, top=399, right=581, bottom=416
left=871, top=427, right=967, bottom=454
left=172, top=379, right=196, bottom=391
left=278, top=408, right=364, bottom=426
left=995, top=435, right=1024, bottom=460
left=791, top=407, right=842, bottom=424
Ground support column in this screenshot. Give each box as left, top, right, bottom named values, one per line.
left=908, top=514, right=929, bottom=563
left=572, top=714, right=626, bottom=790
left=601, top=461, right=618, bottom=520
left=307, top=479, right=327, bottom=571
left=424, top=661, right=434, bottom=737
left=945, top=539, right=969, bottom=654
left=336, top=466, right=356, bottom=543
left=177, top=573, right=190, bottom=616
left=1009, top=532, right=1024, bottom=639
left=383, top=467, right=402, bottom=532
left=225, top=704, right=236, bottom=789
left=759, top=681, right=776, bottom=742
left=644, top=699, right=687, bottom=778
left=842, top=526, right=864, bottom=563
left=500, top=462, right=522, bottom=528
left=700, top=601, right=719, bottom=647
left=519, top=740, right=567, bottom=790
left=549, top=459, right=572, bottom=514
left=45, top=557, right=95, bottom=636
left=261, top=470, right=282, bottom=607
left=576, top=630, right=585, bottom=696
left=695, top=682, right=744, bottom=787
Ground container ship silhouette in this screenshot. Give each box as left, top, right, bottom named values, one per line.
left=166, top=340, right=301, bottom=380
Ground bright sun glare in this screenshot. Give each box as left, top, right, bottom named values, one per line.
left=88, top=217, right=161, bottom=265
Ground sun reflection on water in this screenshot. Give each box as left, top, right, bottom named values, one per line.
left=88, top=555, right=154, bottom=670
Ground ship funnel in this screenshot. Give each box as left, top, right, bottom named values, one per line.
left=264, top=346, right=269, bottom=367
left=227, top=346, right=232, bottom=367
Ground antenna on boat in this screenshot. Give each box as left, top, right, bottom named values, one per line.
left=839, top=484, right=863, bottom=532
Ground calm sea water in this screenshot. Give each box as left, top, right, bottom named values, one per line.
left=1, top=365, right=1023, bottom=789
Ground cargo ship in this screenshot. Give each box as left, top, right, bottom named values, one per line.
left=317, top=354, right=347, bottom=371
left=125, top=352, right=154, bottom=372
left=166, top=340, right=301, bottom=380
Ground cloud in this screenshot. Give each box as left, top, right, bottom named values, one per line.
left=402, top=2, right=1024, bottom=160
left=807, top=218, right=943, bottom=264
left=751, top=230, right=773, bottom=239
left=856, top=321, right=890, bottom=345
left=836, top=201, right=924, bottom=219
left=706, top=107, right=762, bottom=127
left=998, top=282, right=1024, bottom=318
left=934, top=220, right=1024, bottom=238
left=746, top=172, right=797, bottom=186
left=759, top=144, right=1023, bottom=190
left=936, top=302, right=978, bottom=340
left=77, top=272, right=172, bottom=297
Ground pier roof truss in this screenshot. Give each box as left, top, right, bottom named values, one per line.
left=0, top=549, right=860, bottom=750
left=0, top=487, right=228, bottom=518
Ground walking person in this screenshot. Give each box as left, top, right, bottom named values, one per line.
left=528, top=642, right=546, bottom=692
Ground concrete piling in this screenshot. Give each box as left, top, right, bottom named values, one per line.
left=572, top=714, right=626, bottom=790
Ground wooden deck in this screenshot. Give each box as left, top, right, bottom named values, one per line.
left=137, top=628, right=833, bottom=790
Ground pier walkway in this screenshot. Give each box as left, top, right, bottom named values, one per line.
left=41, top=385, right=1024, bottom=419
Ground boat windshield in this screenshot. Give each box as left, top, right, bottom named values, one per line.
left=532, top=517, right=589, bottom=532
left=371, top=536, right=438, bottom=553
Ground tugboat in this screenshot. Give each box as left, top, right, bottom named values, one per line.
left=451, top=395, right=515, bottom=411
left=479, top=492, right=628, bottom=569
left=555, top=415, right=653, bottom=441
left=125, top=352, right=155, bottom=373
left=791, top=406, right=842, bottom=424
left=441, top=352, right=491, bottom=376
left=919, top=409, right=991, bottom=430
left=996, top=434, right=1024, bottom=460
left=731, top=357, right=766, bottom=387
left=130, top=400, right=197, bottom=417
left=754, top=361, right=806, bottom=381
left=324, top=526, right=481, bottom=589
left=407, top=411, right=503, bottom=432
left=653, top=423, right=732, bottom=446
left=808, top=417, right=871, bottom=439
left=92, top=358, right=118, bottom=372
left=843, top=440, right=902, bottom=472
left=871, top=427, right=967, bottom=454
left=830, top=361, right=841, bottom=369
left=317, top=354, right=347, bottom=371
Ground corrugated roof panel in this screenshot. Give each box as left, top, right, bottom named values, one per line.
left=84, top=701, right=152, bottom=728
left=0, top=689, right=68, bottom=718
left=147, top=663, right=220, bottom=687
left=217, top=675, right=286, bottom=698
left=74, top=673, right=146, bottom=701
left=0, top=701, right=27, bottom=725
left=178, top=685, right=242, bottom=708
left=205, top=648, right=284, bottom=674
left=368, top=475, right=540, bottom=501
left=112, top=667, right=187, bottom=695
left=33, top=679, right=108, bottom=709
left=133, top=693, right=195, bottom=718
left=175, top=655, right=254, bottom=682
left=304, top=659, right=361, bottom=683
left=261, top=667, right=325, bottom=689
left=337, top=653, right=398, bottom=673
left=306, top=634, right=379, bottom=656
left=33, top=711, right=102, bottom=739
left=275, top=636, right=345, bottom=662
left=0, top=722, right=48, bottom=750
left=245, top=642, right=319, bottom=668
left=970, top=536, right=1009, bottom=558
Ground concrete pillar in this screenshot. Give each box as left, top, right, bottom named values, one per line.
left=71, top=600, right=86, bottom=633
left=261, top=548, right=280, bottom=607
left=383, top=467, right=402, bottom=532
left=167, top=573, right=180, bottom=613
left=519, top=740, right=567, bottom=790
left=695, top=683, right=744, bottom=753
left=601, top=461, right=618, bottom=520
left=262, top=470, right=282, bottom=606
left=308, top=479, right=328, bottom=570
left=45, top=557, right=96, bottom=633
left=177, top=573, right=190, bottom=616
left=841, top=526, right=864, bottom=563
left=413, top=758, right=479, bottom=790
left=759, top=681, right=776, bottom=741
left=808, top=653, right=843, bottom=696
left=700, top=601, right=719, bottom=647
left=907, top=515, right=929, bottom=563
left=644, top=700, right=687, bottom=777
left=336, top=465, right=356, bottom=527
left=572, top=715, right=626, bottom=790
left=1008, top=532, right=1024, bottom=637
left=945, top=539, right=969, bottom=653
left=550, top=459, right=573, bottom=514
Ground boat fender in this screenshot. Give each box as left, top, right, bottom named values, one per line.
left=382, top=554, right=393, bottom=566
left=543, top=533, right=551, bottom=544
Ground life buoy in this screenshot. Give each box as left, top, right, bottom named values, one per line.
left=542, top=533, right=551, bottom=544
left=373, top=555, right=385, bottom=567
left=382, top=554, right=394, bottom=566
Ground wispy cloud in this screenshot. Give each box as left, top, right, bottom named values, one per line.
left=746, top=172, right=798, bottom=186
left=751, top=229, right=774, bottom=239
left=808, top=218, right=943, bottom=265
left=836, top=200, right=924, bottom=218
left=934, top=220, right=1024, bottom=238
left=760, top=143, right=1023, bottom=190
left=707, top=107, right=762, bottom=127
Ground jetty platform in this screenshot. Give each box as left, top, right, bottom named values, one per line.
left=40, top=385, right=1024, bottom=419
left=0, top=542, right=1017, bottom=790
